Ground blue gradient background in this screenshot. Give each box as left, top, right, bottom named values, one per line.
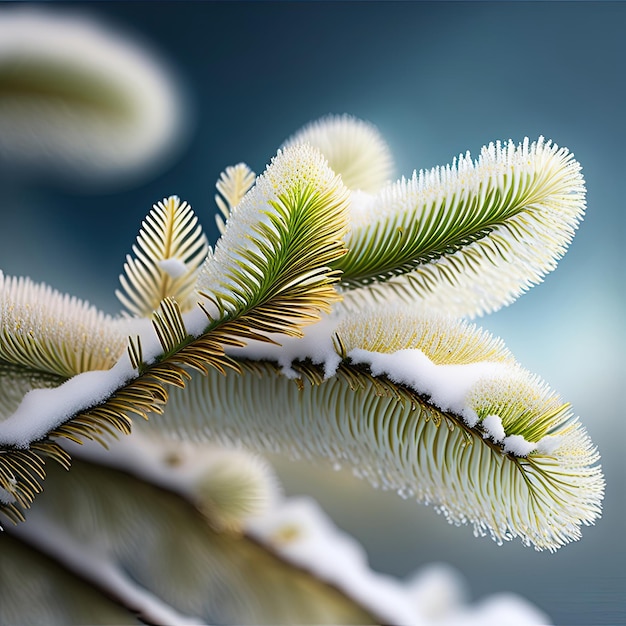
left=1, top=2, right=624, bottom=624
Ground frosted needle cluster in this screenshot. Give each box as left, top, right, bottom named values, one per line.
left=0, top=114, right=603, bottom=554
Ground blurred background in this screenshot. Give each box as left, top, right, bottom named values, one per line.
left=0, top=2, right=623, bottom=624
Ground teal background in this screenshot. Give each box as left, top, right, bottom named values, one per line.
left=1, top=2, right=624, bottom=624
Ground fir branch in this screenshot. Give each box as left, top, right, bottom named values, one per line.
left=335, top=137, right=586, bottom=317
left=284, top=114, right=394, bottom=193
left=1, top=458, right=376, bottom=625
left=0, top=273, right=126, bottom=378
left=214, top=163, right=256, bottom=235
left=0, top=147, right=351, bottom=524
left=0, top=318, right=235, bottom=525
left=154, top=354, right=602, bottom=552
left=197, top=144, right=350, bottom=337
left=116, top=196, right=209, bottom=317
left=0, top=117, right=602, bottom=563
left=152, top=297, right=188, bottom=356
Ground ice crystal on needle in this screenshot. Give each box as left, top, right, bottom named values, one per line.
left=0, top=272, right=126, bottom=378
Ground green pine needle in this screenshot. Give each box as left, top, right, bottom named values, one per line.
left=197, top=143, right=350, bottom=337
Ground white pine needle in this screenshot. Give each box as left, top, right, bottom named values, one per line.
left=0, top=272, right=126, bottom=378
left=116, top=196, right=209, bottom=318
left=339, top=137, right=586, bottom=318
left=284, top=114, right=394, bottom=193
left=214, top=163, right=256, bottom=235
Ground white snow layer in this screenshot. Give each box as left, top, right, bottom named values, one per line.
left=247, top=496, right=550, bottom=625
left=61, top=432, right=548, bottom=624
left=0, top=303, right=211, bottom=447
left=348, top=347, right=557, bottom=457
left=10, top=515, right=203, bottom=626
left=158, top=257, right=188, bottom=279
left=481, top=414, right=506, bottom=443
left=0, top=359, right=135, bottom=447
left=230, top=314, right=559, bottom=457
left=349, top=347, right=507, bottom=427
left=503, top=435, right=540, bottom=457
left=0, top=303, right=554, bottom=458
left=227, top=313, right=342, bottom=378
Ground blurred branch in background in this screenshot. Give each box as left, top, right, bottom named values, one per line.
left=0, top=6, right=191, bottom=191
